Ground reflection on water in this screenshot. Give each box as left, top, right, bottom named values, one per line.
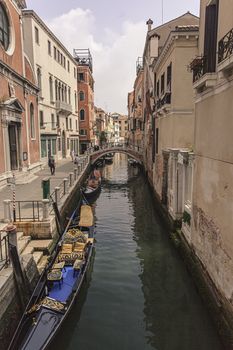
left=51, top=153, right=222, bottom=350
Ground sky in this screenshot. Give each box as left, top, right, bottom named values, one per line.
left=26, top=0, right=200, bottom=114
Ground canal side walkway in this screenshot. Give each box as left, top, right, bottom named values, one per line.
left=0, top=158, right=77, bottom=221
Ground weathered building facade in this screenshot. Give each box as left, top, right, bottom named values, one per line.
left=0, top=0, right=40, bottom=187
left=74, top=49, right=95, bottom=153
left=22, top=10, right=79, bottom=161
left=189, top=0, right=233, bottom=337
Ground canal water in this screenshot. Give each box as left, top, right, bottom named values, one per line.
left=52, top=154, right=222, bottom=350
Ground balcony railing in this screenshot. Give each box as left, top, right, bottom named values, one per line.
left=190, top=56, right=207, bottom=83
left=218, top=27, right=233, bottom=64
left=55, top=101, right=72, bottom=115
left=156, top=92, right=171, bottom=111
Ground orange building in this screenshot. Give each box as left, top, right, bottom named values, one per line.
left=0, top=0, right=40, bottom=187
left=74, top=49, right=95, bottom=153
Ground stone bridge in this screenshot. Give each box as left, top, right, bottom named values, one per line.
left=89, top=145, right=143, bottom=165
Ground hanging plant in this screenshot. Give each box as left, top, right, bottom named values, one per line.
left=183, top=210, right=191, bottom=226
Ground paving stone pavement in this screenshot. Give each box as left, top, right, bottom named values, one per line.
left=0, top=159, right=80, bottom=222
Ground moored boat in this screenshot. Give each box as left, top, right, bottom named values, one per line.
left=8, top=203, right=95, bottom=350
left=81, top=169, right=101, bottom=200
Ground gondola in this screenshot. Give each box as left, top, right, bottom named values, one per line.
left=8, top=203, right=95, bottom=350
left=81, top=169, right=101, bottom=200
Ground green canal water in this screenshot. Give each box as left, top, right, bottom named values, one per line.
left=51, top=154, right=222, bottom=350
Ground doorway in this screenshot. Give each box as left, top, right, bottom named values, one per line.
left=8, top=124, right=18, bottom=170
left=62, top=131, right=66, bottom=158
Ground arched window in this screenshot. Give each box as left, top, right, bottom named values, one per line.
left=49, top=76, right=53, bottom=102
left=79, top=91, right=85, bottom=101
left=37, top=68, right=42, bottom=95
left=80, top=109, right=85, bottom=121
left=0, top=4, right=10, bottom=51
left=30, top=103, right=35, bottom=139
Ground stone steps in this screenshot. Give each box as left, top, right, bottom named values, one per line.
left=32, top=251, right=44, bottom=265
left=37, top=256, right=49, bottom=274
left=18, top=235, right=31, bottom=255
left=27, top=239, right=53, bottom=254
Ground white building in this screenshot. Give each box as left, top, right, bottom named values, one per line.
left=22, top=10, right=79, bottom=161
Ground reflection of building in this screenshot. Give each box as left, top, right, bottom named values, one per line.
left=0, top=0, right=40, bottom=187
left=74, top=49, right=95, bottom=153
left=23, top=10, right=79, bottom=161
left=189, top=0, right=233, bottom=337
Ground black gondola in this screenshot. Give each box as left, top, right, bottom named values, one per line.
left=81, top=169, right=101, bottom=200
left=8, top=203, right=95, bottom=350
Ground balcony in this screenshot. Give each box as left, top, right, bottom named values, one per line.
left=218, top=28, right=233, bottom=76
left=55, top=101, right=72, bottom=116
left=190, top=56, right=217, bottom=92
left=156, top=92, right=171, bottom=115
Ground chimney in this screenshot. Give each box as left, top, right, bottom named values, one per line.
left=146, top=18, right=153, bottom=32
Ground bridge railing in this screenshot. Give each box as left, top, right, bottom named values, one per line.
left=86, top=142, right=143, bottom=155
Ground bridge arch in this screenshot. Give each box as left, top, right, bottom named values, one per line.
left=90, top=147, right=142, bottom=165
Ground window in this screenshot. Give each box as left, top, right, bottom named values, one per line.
left=41, top=139, right=47, bottom=158
left=68, top=87, right=71, bottom=104
left=48, top=40, right=51, bottom=55
left=57, top=115, right=60, bottom=128
left=57, top=50, right=60, bottom=62
left=66, top=117, right=68, bottom=130
left=161, top=73, right=165, bottom=95
left=51, top=114, right=56, bottom=129
left=30, top=103, right=35, bottom=139
left=156, top=80, right=160, bottom=97
left=79, top=91, right=85, bottom=101
left=67, top=138, right=70, bottom=149
left=80, top=129, right=87, bottom=135
left=58, top=137, right=61, bottom=151
left=69, top=118, right=72, bottom=130
left=74, top=92, right=77, bottom=111
left=39, top=111, right=44, bottom=128
left=67, top=60, right=70, bottom=72
left=76, top=120, right=78, bottom=131
left=78, top=73, right=84, bottom=81
left=80, top=109, right=85, bottom=121
left=37, top=68, right=42, bottom=95
left=54, top=46, right=57, bottom=60
left=64, top=57, right=66, bottom=68
left=167, top=63, right=172, bottom=90
left=49, top=76, right=53, bottom=102
left=35, top=27, right=39, bottom=44
left=52, top=139, right=57, bottom=155
left=0, top=4, right=10, bottom=51
left=74, top=67, right=76, bottom=78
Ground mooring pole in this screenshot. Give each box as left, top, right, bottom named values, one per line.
left=12, top=173, right=16, bottom=222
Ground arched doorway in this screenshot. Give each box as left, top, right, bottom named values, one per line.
left=62, top=131, right=66, bottom=158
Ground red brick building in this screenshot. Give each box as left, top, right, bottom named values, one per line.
left=0, top=0, right=40, bottom=187
left=74, top=49, right=95, bottom=153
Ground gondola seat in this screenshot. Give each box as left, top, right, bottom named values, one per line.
left=73, top=258, right=84, bottom=277
left=47, top=269, right=63, bottom=289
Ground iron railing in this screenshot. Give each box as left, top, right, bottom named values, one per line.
left=0, top=232, right=10, bottom=271
left=218, top=27, right=233, bottom=63
left=14, top=201, right=42, bottom=222
left=190, top=56, right=207, bottom=82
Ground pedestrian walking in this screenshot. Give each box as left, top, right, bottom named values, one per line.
left=48, top=156, right=55, bottom=175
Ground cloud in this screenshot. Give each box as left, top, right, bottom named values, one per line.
left=46, top=8, right=146, bottom=114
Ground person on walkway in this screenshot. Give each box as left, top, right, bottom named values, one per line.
left=48, top=156, right=55, bottom=175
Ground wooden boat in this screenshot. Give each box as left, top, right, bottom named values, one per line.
left=104, top=153, right=114, bottom=164
left=82, top=169, right=101, bottom=200
left=8, top=204, right=95, bottom=350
